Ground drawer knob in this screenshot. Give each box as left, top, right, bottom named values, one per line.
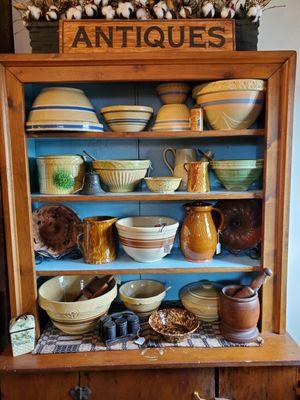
left=69, top=386, right=92, bottom=400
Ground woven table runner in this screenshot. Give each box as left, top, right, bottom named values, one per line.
left=33, top=321, right=263, bottom=354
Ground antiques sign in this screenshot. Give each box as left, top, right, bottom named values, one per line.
left=59, top=20, right=235, bottom=53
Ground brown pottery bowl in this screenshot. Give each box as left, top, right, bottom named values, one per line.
left=148, top=308, right=199, bottom=343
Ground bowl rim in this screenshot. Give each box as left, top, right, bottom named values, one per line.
left=192, top=79, right=267, bottom=98
left=156, top=82, right=190, bottom=90
left=39, top=87, right=85, bottom=94
left=119, top=279, right=167, bottom=303
left=38, top=276, right=117, bottom=306
left=144, top=177, right=182, bottom=182
left=101, top=105, right=153, bottom=113
left=116, top=216, right=179, bottom=231
left=148, top=308, right=199, bottom=338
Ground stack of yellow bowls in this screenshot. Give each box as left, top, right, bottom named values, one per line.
left=153, top=82, right=190, bottom=132
left=26, top=87, right=104, bottom=132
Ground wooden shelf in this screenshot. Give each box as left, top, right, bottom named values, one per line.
left=26, top=129, right=264, bottom=139
left=1, top=334, right=299, bottom=372
left=31, top=190, right=263, bottom=203
left=35, top=249, right=260, bottom=276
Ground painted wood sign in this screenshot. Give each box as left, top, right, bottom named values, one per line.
left=59, top=20, right=235, bottom=53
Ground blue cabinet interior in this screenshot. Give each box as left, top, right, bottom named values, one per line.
left=26, top=82, right=263, bottom=300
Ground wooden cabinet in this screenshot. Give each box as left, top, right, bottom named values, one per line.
left=81, top=369, right=214, bottom=400
left=0, top=52, right=299, bottom=400
left=218, top=367, right=298, bottom=400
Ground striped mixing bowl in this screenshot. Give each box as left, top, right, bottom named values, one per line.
left=116, top=216, right=179, bottom=262
left=152, top=104, right=190, bottom=132
left=156, top=82, right=190, bottom=104
left=192, top=79, right=266, bottom=130
left=101, top=105, right=153, bottom=132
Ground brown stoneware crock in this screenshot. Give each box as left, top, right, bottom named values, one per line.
left=219, top=284, right=260, bottom=343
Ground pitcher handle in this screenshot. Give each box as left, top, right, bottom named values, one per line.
left=163, top=147, right=176, bottom=174
left=212, top=208, right=224, bottom=232
left=184, top=162, right=190, bottom=173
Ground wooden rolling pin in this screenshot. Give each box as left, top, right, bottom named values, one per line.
left=233, top=268, right=273, bottom=299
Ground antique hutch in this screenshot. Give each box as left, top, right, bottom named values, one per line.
left=0, top=51, right=299, bottom=399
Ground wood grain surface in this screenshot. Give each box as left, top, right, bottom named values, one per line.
left=59, top=20, right=235, bottom=54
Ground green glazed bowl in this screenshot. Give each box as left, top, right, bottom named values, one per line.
left=211, top=159, right=264, bottom=191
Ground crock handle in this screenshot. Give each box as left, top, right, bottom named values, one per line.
left=163, top=147, right=175, bottom=174
left=212, top=208, right=224, bottom=232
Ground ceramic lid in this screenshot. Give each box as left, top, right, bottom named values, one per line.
left=182, top=280, right=222, bottom=300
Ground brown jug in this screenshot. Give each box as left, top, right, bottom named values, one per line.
left=180, top=202, right=224, bottom=262
left=75, top=216, right=118, bottom=264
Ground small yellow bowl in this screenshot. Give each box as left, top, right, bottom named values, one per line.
left=145, top=177, right=182, bottom=193
left=152, top=104, right=190, bottom=131
left=101, top=105, right=153, bottom=132
left=156, top=82, right=190, bottom=104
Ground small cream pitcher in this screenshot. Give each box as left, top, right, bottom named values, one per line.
left=163, top=148, right=196, bottom=190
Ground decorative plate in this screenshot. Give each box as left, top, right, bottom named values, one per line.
left=32, top=205, right=81, bottom=258
left=148, top=308, right=199, bottom=343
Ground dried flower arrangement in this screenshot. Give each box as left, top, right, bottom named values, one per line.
left=14, top=0, right=278, bottom=23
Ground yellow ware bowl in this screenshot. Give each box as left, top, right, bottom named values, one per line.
left=101, top=105, right=153, bottom=132
left=119, top=279, right=168, bottom=317
left=26, top=87, right=103, bottom=132
left=152, top=104, right=190, bottom=131
left=93, top=159, right=150, bottom=193
left=156, top=82, right=190, bottom=104
left=37, top=154, right=85, bottom=194
left=39, top=275, right=117, bottom=334
left=180, top=280, right=223, bottom=322
left=192, top=79, right=266, bottom=130
left=144, top=176, right=181, bottom=193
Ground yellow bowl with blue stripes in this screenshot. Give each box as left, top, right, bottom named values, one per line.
left=192, top=79, right=266, bottom=130
left=101, top=105, right=153, bottom=132
left=152, top=104, right=190, bottom=132
left=26, top=87, right=104, bottom=132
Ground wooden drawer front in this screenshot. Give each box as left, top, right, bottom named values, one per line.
left=219, top=366, right=298, bottom=400
left=81, top=368, right=214, bottom=400
left=0, top=372, right=78, bottom=400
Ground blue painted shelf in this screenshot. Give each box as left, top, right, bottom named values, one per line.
left=35, top=249, right=260, bottom=276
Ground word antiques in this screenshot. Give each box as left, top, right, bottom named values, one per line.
left=60, top=20, right=235, bottom=53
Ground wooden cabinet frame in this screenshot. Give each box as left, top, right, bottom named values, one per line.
left=0, top=51, right=296, bottom=338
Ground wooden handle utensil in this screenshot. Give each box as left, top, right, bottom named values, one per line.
left=233, top=268, right=273, bottom=298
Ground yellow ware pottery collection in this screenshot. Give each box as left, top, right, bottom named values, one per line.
left=37, top=154, right=85, bottom=194
left=192, top=79, right=266, bottom=130
left=156, top=82, right=190, bottom=104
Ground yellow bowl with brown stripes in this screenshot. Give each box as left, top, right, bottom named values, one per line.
left=192, top=79, right=266, bottom=130
left=101, top=105, right=153, bottom=132
left=116, top=216, right=179, bottom=262
left=39, top=275, right=117, bottom=334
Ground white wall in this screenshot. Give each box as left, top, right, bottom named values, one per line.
left=12, top=3, right=300, bottom=343
left=259, top=0, right=300, bottom=344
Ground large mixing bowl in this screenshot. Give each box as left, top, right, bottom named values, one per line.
left=210, top=159, right=264, bottom=191
left=192, top=79, right=266, bottom=130
left=39, top=275, right=117, bottom=334
left=26, top=87, right=103, bottom=132
left=119, top=279, right=168, bottom=316
left=116, top=216, right=179, bottom=262
left=93, top=160, right=150, bottom=193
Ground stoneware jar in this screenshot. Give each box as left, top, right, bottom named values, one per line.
left=37, top=154, right=85, bottom=194
left=180, top=202, right=224, bottom=262
left=219, top=285, right=260, bottom=343
left=184, top=161, right=210, bottom=193
left=75, top=216, right=118, bottom=264
left=180, top=280, right=223, bottom=321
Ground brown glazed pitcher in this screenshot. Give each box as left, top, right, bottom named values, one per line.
left=75, top=216, right=118, bottom=264
left=180, top=202, right=224, bottom=262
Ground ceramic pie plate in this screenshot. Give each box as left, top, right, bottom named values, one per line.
left=32, top=205, right=80, bottom=258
